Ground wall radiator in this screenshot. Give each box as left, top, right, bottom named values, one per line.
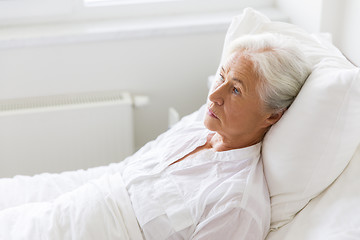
left=0, top=91, right=135, bottom=178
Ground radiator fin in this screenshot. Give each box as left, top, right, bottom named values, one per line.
left=0, top=91, right=132, bottom=112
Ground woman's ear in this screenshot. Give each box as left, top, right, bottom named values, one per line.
left=264, top=109, right=286, bottom=127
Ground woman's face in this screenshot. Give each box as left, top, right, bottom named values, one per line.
left=204, top=51, right=278, bottom=147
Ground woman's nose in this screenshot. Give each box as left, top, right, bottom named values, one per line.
left=208, top=81, right=225, bottom=105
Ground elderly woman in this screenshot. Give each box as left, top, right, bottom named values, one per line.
left=117, top=33, right=310, bottom=239
left=0, top=33, right=310, bottom=240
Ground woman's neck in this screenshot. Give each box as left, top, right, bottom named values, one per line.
left=208, top=132, right=262, bottom=151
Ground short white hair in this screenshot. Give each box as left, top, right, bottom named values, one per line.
left=224, top=33, right=311, bottom=112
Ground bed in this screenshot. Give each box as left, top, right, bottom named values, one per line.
left=1, top=8, right=360, bottom=240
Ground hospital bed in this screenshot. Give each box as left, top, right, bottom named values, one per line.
left=1, top=8, right=359, bottom=240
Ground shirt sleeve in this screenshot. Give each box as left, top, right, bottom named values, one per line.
left=191, top=207, right=265, bottom=240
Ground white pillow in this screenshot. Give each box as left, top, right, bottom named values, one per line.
left=263, top=60, right=360, bottom=229
left=218, top=8, right=360, bottom=229
left=265, top=144, right=360, bottom=240
left=217, top=8, right=353, bottom=70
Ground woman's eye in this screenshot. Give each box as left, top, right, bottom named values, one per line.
left=219, top=74, right=225, bottom=82
left=233, top=87, right=240, bottom=95
left=214, top=74, right=225, bottom=88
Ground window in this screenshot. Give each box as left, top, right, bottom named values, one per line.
left=0, top=0, right=273, bottom=26
left=0, top=0, right=77, bottom=26
left=85, top=0, right=181, bottom=5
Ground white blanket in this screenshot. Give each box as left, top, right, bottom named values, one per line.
left=0, top=173, right=143, bottom=240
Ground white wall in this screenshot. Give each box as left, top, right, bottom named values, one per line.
left=337, top=0, right=360, bottom=66
left=275, top=0, right=323, bottom=33
left=276, top=0, right=360, bottom=66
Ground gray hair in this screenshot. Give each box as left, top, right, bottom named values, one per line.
left=224, top=33, right=311, bottom=112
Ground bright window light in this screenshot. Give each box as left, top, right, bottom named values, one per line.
left=86, top=0, right=181, bottom=3
left=0, top=0, right=273, bottom=26
left=84, top=0, right=185, bottom=7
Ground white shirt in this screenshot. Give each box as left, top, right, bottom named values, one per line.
left=118, top=106, right=271, bottom=240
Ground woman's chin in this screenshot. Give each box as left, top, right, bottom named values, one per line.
left=204, top=116, right=219, bottom=132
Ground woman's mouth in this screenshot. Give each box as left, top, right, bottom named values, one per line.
left=207, top=108, right=218, bottom=119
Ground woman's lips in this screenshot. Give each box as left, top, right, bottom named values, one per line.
left=207, top=108, right=218, bottom=119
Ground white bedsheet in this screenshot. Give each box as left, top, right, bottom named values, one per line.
left=0, top=163, right=123, bottom=211
left=0, top=172, right=143, bottom=240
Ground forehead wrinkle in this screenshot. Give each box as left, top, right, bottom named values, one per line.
left=222, top=53, right=255, bottom=91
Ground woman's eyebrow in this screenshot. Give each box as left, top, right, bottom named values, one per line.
left=232, top=77, right=247, bottom=91
left=221, top=66, right=247, bottom=91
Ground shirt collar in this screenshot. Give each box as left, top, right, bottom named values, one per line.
left=203, top=128, right=262, bottom=162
